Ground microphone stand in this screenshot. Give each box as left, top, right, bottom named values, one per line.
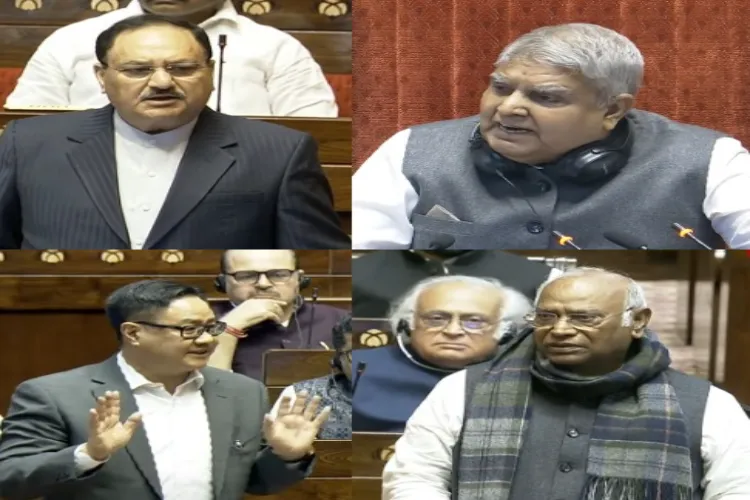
left=216, top=34, right=227, bottom=113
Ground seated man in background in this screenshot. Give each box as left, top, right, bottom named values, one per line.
left=272, top=315, right=353, bottom=439
left=353, top=23, right=750, bottom=249
left=0, top=16, right=348, bottom=250
left=383, top=268, right=750, bottom=499
left=209, top=250, right=349, bottom=380
left=5, top=0, right=338, bottom=117
left=353, top=250, right=558, bottom=317
left=352, top=275, right=532, bottom=432
left=0, top=279, right=329, bottom=500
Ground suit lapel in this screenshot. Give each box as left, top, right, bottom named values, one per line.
left=91, top=356, right=163, bottom=499
left=201, top=370, right=234, bottom=500
left=144, top=109, right=237, bottom=248
left=66, top=106, right=130, bottom=246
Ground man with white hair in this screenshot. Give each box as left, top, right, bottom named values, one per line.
left=353, top=23, right=750, bottom=249
left=383, top=268, right=750, bottom=500
left=352, top=275, right=532, bottom=432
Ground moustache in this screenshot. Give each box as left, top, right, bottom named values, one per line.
left=142, top=93, right=184, bottom=101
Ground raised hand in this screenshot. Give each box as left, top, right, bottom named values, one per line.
left=263, top=391, right=331, bottom=461
left=85, top=391, right=142, bottom=461
left=223, top=299, right=288, bottom=330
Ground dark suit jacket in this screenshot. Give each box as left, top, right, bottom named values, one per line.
left=0, top=106, right=349, bottom=249
left=0, top=356, right=314, bottom=500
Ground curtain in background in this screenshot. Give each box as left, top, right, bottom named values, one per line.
left=352, top=0, right=750, bottom=168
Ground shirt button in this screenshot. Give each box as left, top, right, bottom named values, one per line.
left=141, top=205, right=151, bottom=212
left=567, top=428, right=579, bottom=438
left=526, top=220, right=545, bottom=234
left=537, top=180, right=551, bottom=193
left=559, top=462, right=572, bottom=473
left=134, top=241, right=144, bottom=248
left=148, top=172, right=157, bottom=178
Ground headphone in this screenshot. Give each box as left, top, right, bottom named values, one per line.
left=214, top=271, right=311, bottom=293
left=469, top=118, right=633, bottom=184
left=397, top=319, right=412, bottom=337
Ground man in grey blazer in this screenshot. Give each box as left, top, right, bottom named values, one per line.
left=0, top=280, right=331, bottom=500
left=0, top=14, right=349, bottom=250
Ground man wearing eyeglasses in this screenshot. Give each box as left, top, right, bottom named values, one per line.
left=270, top=314, right=353, bottom=439
left=207, top=250, right=349, bottom=381
left=352, top=275, right=533, bottom=433
left=383, top=268, right=750, bottom=500
left=0, top=279, right=331, bottom=500
left=0, top=15, right=348, bottom=250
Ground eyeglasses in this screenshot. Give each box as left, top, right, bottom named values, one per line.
left=227, top=270, right=295, bottom=285
left=525, top=308, right=634, bottom=329
left=417, top=312, right=495, bottom=335
left=105, top=63, right=208, bottom=80
left=136, top=321, right=226, bottom=340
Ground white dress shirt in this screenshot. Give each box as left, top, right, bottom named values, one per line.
left=4, top=0, right=338, bottom=117
left=382, top=369, right=750, bottom=500
left=113, top=112, right=195, bottom=249
left=74, top=353, right=213, bottom=500
left=352, top=129, right=750, bottom=249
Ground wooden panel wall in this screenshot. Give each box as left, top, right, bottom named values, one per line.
left=0, top=249, right=352, bottom=412
left=0, top=0, right=351, bottom=73
left=723, top=251, right=750, bottom=405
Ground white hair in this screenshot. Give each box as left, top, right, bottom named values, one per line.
left=534, top=267, right=647, bottom=327
left=388, top=275, right=533, bottom=339
left=496, top=23, right=644, bottom=107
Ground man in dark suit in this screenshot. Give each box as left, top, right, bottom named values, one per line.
left=0, top=14, right=348, bottom=249
left=0, top=280, right=330, bottom=500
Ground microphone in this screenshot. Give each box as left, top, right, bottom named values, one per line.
left=304, top=287, right=319, bottom=348
left=427, top=234, right=455, bottom=250
left=604, top=230, right=649, bottom=250
left=552, top=230, right=581, bottom=250
left=216, top=34, right=227, bottom=113
left=351, top=362, right=367, bottom=396
left=671, top=222, right=712, bottom=250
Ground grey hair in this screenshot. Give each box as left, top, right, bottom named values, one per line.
left=534, top=267, right=647, bottom=327
left=388, top=275, right=533, bottom=340
left=496, top=23, right=644, bottom=107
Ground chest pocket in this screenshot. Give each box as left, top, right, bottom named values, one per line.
left=411, top=213, right=497, bottom=249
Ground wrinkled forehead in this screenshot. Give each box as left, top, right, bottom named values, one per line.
left=225, top=250, right=296, bottom=273
left=108, top=25, right=207, bottom=64
left=492, top=60, right=586, bottom=90
left=417, top=282, right=504, bottom=316
left=537, top=275, right=627, bottom=311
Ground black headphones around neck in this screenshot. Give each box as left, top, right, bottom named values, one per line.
left=214, top=272, right=311, bottom=293
left=469, top=118, right=633, bottom=184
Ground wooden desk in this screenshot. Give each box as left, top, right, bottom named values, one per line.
left=352, top=432, right=401, bottom=500
left=264, top=349, right=333, bottom=401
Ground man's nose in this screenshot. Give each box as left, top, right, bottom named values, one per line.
left=496, top=90, right=528, bottom=116
left=442, top=317, right=465, bottom=335
left=148, top=68, right=175, bottom=88
left=255, top=274, right=272, bottom=288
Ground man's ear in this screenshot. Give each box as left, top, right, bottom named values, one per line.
left=631, top=307, right=652, bottom=338
left=121, top=322, right=142, bottom=345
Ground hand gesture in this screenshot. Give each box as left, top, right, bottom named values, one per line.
left=224, top=299, right=287, bottom=330
left=263, top=391, right=331, bottom=461
left=85, top=391, right=142, bottom=461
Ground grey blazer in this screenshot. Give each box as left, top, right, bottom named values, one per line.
left=0, top=105, right=349, bottom=249
left=0, top=356, right=313, bottom=500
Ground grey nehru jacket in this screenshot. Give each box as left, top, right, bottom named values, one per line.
left=403, top=110, right=726, bottom=249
